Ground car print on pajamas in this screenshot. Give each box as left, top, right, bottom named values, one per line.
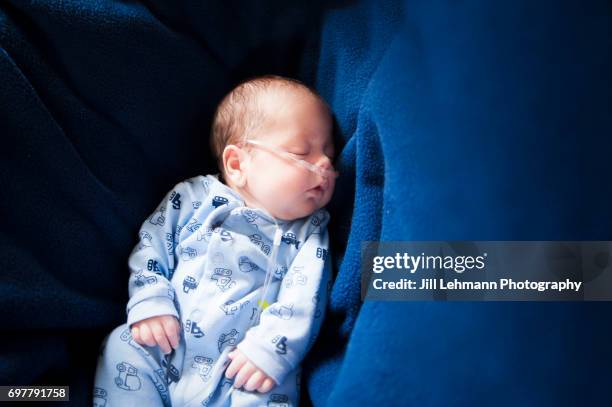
left=169, top=191, right=181, bottom=210
left=165, top=233, right=174, bottom=256
left=238, top=256, right=259, bottom=272
left=147, top=259, right=161, bottom=273
left=192, top=356, right=214, bottom=382
left=166, top=364, right=180, bottom=385
left=211, top=267, right=236, bottom=292
left=268, top=393, right=289, bottom=407
left=310, top=212, right=324, bottom=231
left=205, top=226, right=233, bottom=242
left=212, top=195, right=229, bottom=208
left=93, top=387, right=107, bottom=407
left=154, top=368, right=166, bottom=385
left=281, top=232, right=300, bottom=249
left=180, top=246, right=198, bottom=261
left=270, top=304, right=294, bottom=320
left=272, top=335, right=288, bottom=355
left=249, top=233, right=271, bottom=255
left=114, top=362, right=141, bottom=391
left=151, top=372, right=169, bottom=403
left=149, top=206, right=166, bottom=226
left=196, top=227, right=209, bottom=241
left=218, top=229, right=233, bottom=242
left=161, top=358, right=180, bottom=385
left=284, top=267, right=307, bottom=288
left=242, top=209, right=259, bottom=223
left=186, top=218, right=201, bottom=232
left=174, top=225, right=183, bottom=243
left=316, top=247, right=328, bottom=261
left=311, top=214, right=322, bottom=226
left=138, top=231, right=152, bottom=249
left=183, top=276, right=198, bottom=293
left=185, top=319, right=205, bottom=338
left=134, top=273, right=157, bottom=287
left=274, top=265, right=288, bottom=279
left=217, top=329, right=239, bottom=352
left=220, top=300, right=239, bottom=315
left=219, top=299, right=249, bottom=316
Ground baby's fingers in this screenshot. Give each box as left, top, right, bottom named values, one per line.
left=151, top=321, right=172, bottom=354
left=162, top=317, right=181, bottom=350
left=131, top=326, right=141, bottom=343
left=233, top=362, right=256, bottom=389
left=244, top=370, right=265, bottom=392
left=138, top=323, right=157, bottom=347
left=225, top=352, right=247, bottom=379
left=257, top=377, right=275, bottom=393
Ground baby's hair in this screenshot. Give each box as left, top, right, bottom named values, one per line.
left=209, top=74, right=330, bottom=175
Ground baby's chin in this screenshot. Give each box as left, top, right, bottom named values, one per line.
left=272, top=201, right=322, bottom=222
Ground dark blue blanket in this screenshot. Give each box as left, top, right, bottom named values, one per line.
left=1, top=1, right=611, bottom=405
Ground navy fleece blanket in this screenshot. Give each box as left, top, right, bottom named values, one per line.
left=1, top=1, right=611, bottom=405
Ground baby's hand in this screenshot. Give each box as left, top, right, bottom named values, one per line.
left=130, top=315, right=181, bottom=355
left=225, top=349, right=276, bottom=393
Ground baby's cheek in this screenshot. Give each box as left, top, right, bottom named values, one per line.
left=267, top=170, right=288, bottom=185
left=276, top=173, right=306, bottom=193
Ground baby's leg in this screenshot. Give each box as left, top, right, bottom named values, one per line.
left=93, top=323, right=173, bottom=407
left=229, top=366, right=300, bottom=407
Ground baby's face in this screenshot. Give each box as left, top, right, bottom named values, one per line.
left=241, top=89, right=336, bottom=221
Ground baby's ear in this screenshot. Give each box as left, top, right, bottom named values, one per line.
left=222, top=145, right=247, bottom=187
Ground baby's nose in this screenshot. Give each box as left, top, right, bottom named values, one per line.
left=316, top=155, right=333, bottom=171
left=315, top=158, right=337, bottom=183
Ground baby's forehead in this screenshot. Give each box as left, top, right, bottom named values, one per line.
left=256, top=84, right=313, bottom=107
left=247, top=83, right=332, bottom=142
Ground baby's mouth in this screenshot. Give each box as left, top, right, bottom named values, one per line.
left=307, top=185, right=325, bottom=196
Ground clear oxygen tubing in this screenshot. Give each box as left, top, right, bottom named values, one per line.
left=182, top=209, right=284, bottom=407
left=244, top=139, right=339, bottom=180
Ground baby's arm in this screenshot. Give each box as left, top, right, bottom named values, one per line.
left=126, top=178, right=207, bottom=352
left=231, top=211, right=332, bottom=388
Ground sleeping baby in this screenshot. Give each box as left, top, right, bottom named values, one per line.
left=94, top=75, right=337, bottom=406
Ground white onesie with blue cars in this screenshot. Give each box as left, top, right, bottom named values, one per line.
left=94, top=174, right=331, bottom=407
